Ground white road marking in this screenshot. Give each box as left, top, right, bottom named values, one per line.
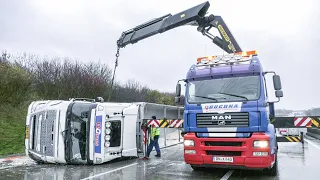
left=80, top=162, right=138, bottom=180
left=304, top=139, right=320, bottom=150
left=220, top=170, right=234, bottom=180
left=0, top=166, right=13, bottom=170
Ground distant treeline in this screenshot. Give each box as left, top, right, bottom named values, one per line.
left=0, top=52, right=176, bottom=106
left=276, top=108, right=320, bottom=116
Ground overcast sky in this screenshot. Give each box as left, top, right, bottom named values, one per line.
left=1, top=0, right=319, bottom=110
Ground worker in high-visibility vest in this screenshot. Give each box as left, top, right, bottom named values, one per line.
left=146, top=116, right=161, bottom=158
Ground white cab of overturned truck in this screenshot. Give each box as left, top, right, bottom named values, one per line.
left=25, top=98, right=183, bottom=164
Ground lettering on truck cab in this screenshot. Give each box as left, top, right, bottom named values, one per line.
left=201, top=102, right=242, bottom=113
left=95, top=116, right=102, bottom=154
left=212, top=115, right=232, bottom=120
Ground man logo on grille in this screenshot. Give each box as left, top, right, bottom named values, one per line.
left=218, top=120, right=226, bottom=125
left=212, top=115, right=231, bottom=120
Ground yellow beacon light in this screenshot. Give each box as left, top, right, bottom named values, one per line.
left=235, top=50, right=258, bottom=57
left=196, top=56, right=216, bottom=64
left=196, top=50, right=257, bottom=63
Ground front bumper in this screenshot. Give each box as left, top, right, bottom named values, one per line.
left=185, top=155, right=273, bottom=169
left=184, top=133, right=275, bottom=170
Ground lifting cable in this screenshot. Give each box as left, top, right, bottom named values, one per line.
left=107, top=46, right=120, bottom=102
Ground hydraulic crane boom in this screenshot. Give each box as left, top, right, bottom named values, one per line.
left=108, top=1, right=242, bottom=101
left=117, top=1, right=242, bottom=53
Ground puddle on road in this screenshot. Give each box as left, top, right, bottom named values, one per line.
left=0, top=156, right=36, bottom=170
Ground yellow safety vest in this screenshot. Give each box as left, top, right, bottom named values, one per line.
left=151, top=127, right=160, bottom=138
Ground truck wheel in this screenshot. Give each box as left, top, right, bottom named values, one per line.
left=266, top=153, right=278, bottom=176
left=191, top=165, right=204, bottom=171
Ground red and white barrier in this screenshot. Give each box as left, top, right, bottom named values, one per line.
left=294, top=117, right=312, bottom=127
left=146, top=119, right=184, bottom=128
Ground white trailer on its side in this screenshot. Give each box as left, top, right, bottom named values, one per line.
left=25, top=97, right=183, bottom=164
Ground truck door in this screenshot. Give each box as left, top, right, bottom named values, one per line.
left=122, top=104, right=139, bottom=157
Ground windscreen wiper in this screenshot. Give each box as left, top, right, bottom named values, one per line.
left=218, top=92, right=248, bottom=100
left=192, top=95, right=219, bottom=102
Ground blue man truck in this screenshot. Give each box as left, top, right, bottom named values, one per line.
left=174, top=50, right=281, bottom=175
left=115, top=1, right=312, bottom=176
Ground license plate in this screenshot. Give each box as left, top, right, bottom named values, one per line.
left=213, top=156, right=233, bottom=163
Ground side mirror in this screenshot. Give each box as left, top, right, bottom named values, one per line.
left=175, top=96, right=185, bottom=106
left=275, top=90, right=283, bottom=98
left=273, top=75, right=282, bottom=90
left=176, top=83, right=181, bottom=97
left=174, top=97, right=180, bottom=104
left=96, top=97, right=104, bottom=102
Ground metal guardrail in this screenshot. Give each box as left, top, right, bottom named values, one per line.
left=139, top=119, right=184, bottom=157
left=272, top=116, right=320, bottom=128
left=276, top=134, right=304, bottom=143
left=272, top=116, right=320, bottom=144
left=145, top=119, right=184, bottom=146
left=306, top=128, right=320, bottom=140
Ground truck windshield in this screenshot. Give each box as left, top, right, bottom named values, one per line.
left=187, top=75, right=261, bottom=104
left=66, top=102, right=92, bottom=164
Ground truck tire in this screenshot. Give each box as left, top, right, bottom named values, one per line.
left=191, top=165, right=204, bottom=171
left=265, top=153, right=278, bottom=176
left=265, top=135, right=278, bottom=176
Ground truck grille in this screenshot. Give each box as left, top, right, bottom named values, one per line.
left=204, top=141, right=242, bottom=146
left=196, top=112, right=249, bottom=127
left=110, top=120, right=121, bottom=147
left=206, top=151, right=241, bottom=156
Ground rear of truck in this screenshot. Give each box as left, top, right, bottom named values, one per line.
left=177, top=52, right=283, bottom=174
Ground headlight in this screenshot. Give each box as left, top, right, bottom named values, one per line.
left=105, top=141, right=110, bottom=147
left=184, top=140, right=194, bottom=146
left=105, top=121, right=111, bottom=128
left=97, top=105, right=104, bottom=111
left=105, top=135, right=111, bottom=141
left=105, top=128, right=111, bottom=135
left=253, top=140, right=269, bottom=148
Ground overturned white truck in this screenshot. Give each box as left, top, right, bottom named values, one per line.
left=25, top=98, right=184, bottom=164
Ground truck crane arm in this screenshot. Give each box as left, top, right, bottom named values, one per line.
left=108, top=1, right=242, bottom=101
left=116, top=1, right=242, bottom=54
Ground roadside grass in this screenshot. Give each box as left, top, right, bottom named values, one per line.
left=0, top=104, right=28, bottom=156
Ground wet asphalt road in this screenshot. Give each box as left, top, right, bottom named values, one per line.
left=1, top=135, right=320, bottom=180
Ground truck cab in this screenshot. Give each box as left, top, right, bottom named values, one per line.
left=25, top=99, right=140, bottom=164
left=175, top=50, right=283, bottom=173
